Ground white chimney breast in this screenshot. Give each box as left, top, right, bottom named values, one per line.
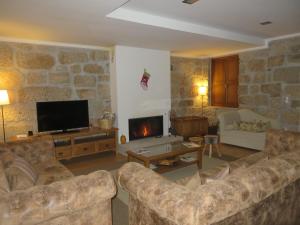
left=111, top=45, right=171, bottom=143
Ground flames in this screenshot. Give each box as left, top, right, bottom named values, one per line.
left=142, top=125, right=150, bottom=137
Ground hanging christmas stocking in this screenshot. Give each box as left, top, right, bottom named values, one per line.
left=140, top=69, right=151, bottom=90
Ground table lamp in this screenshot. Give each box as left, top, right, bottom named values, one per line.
left=0, top=90, right=10, bottom=142
left=198, top=86, right=207, bottom=117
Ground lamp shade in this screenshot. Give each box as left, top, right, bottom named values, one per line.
left=0, top=90, right=10, bottom=105
left=198, top=86, right=207, bottom=96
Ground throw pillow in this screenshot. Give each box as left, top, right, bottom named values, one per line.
left=11, top=156, right=38, bottom=183
left=5, top=156, right=38, bottom=191
left=238, top=120, right=271, bottom=132
left=5, top=166, right=35, bottom=191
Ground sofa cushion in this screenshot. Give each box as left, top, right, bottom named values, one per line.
left=0, top=160, right=10, bottom=194
left=34, top=160, right=73, bottom=185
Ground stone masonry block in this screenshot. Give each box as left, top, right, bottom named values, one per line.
left=239, top=95, right=254, bottom=106
left=58, top=51, right=88, bottom=64
left=89, top=50, right=109, bottom=61
left=261, top=83, right=281, bottom=97
left=70, top=64, right=81, bottom=73
left=249, top=85, right=260, bottom=94
left=76, top=89, right=97, bottom=99
left=74, top=75, right=96, bottom=87
left=18, top=87, right=71, bottom=102
left=97, top=84, right=110, bottom=99
left=284, top=85, right=300, bottom=98
left=268, top=55, right=284, bottom=68
left=16, top=52, right=55, bottom=69
left=288, top=54, right=300, bottom=64
left=239, top=85, right=248, bottom=95
left=254, top=95, right=269, bottom=106
left=239, top=74, right=251, bottom=83
left=0, top=69, right=23, bottom=89
left=4, top=103, right=36, bottom=122
left=273, top=67, right=300, bottom=83
left=178, top=100, right=194, bottom=107
left=27, top=72, right=47, bottom=85
left=49, top=72, right=70, bottom=84
left=253, top=72, right=266, bottom=83
left=247, top=59, right=266, bottom=72
left=83, top=64, right=104, bottom=74
left=0, top=43, right=13, bottom=67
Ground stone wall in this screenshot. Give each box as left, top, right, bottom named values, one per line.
left=170, top=57, right=218, bottom=125
left=0, top=42, right=111, bottom=139
left=239, top=36, right=300, bottom=130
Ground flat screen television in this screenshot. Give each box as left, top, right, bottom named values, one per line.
left=36, top=100, right=89, bottom=133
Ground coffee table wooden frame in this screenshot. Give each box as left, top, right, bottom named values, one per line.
left=127, top=144, right=202, bottom=169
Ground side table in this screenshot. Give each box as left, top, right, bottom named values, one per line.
left=203, top=135, right=222, bottom=158
left=171, top=116, right=208, bottom=140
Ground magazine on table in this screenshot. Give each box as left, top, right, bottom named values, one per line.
left=182, top=142, right=200, bottom=148
left=180, top=155, right=197, bottom=162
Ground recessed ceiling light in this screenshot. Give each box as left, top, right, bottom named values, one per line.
left=182, top=0, right=199, bottom=4
left=260, top=21, right=272, bottom=25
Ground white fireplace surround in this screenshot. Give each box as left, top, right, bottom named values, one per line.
left=110, top=45, right=171, bottom=143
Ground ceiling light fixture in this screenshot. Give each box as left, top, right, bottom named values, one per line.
left=260, top=21, right=272, bottom=25
left=182, top=0, right=199, bottom=4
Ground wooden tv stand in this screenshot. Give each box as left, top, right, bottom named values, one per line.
left=52, top=128, right=117, bottom=160
left=10, top=128, right=118, bottom=160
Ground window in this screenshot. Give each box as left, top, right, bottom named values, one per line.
left=211, top=55, right=239, bottom=107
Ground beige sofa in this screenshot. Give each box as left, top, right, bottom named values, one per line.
left=118, top=129, right=300, bottom=225
left=0, top=139, right=116, bottom=225
left=218, top=109, right=280, bottom=150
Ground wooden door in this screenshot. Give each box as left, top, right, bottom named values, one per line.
left=211, top=59, right=226, bottom=106
left=211, top=55, right=239, bottom=107
left=225, top=56, right=239, bottom=107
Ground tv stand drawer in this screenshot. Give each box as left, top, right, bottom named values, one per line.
left=56, top=147, right=72, bottom=159
left=73, top=143, right=95, bottom=156
left=96, top=139, right=115, bottom=152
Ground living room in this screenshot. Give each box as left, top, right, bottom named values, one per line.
left=0, top=0, right=299, bottom=225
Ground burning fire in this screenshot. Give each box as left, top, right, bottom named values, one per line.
left=142, top=125, right=150, bottom=137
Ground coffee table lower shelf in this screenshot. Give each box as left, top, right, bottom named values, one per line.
left=127, top=148, right=202, bottom=174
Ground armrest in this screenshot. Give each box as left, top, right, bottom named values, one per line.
left=117, top=162, right=216, bottom=225
left=0, top=170, right=116, bottom=225
left=217, top=110, right=240, bottom=132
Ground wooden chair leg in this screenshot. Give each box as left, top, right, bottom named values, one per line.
left=209, top=144, right=212, bottom=158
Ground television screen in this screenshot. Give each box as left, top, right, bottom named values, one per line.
left=37, top=100, right=89, bottom=132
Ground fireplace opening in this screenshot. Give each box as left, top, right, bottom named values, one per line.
left=129, top=115, right=163, bottom=141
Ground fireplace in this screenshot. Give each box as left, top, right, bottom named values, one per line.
left=129, top=115, right=163, bottom=141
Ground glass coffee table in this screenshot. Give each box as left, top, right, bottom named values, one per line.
left=127, top=141, right=202, bottom=170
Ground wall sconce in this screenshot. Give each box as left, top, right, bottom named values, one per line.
left=0, top=90, right=10, bottom=142
left=198, top=86, right=207, bottom=117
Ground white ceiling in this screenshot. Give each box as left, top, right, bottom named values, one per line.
left=0, top=0, right=299, bottom=57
